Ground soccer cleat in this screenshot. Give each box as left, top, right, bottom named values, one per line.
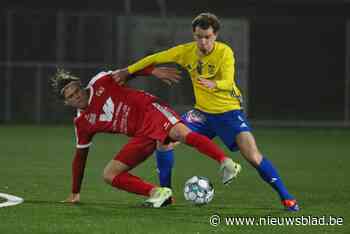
left=161, top=196, right=175, bottom=207
left=143, top=187, right=172, bottom=208
left=219, top=158, right=242, bottom=185
left=282, top=199, right=300, bottom=212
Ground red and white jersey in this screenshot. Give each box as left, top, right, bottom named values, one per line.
left=74, top=71, right=158, bottom=149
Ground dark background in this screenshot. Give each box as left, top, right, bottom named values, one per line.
left=1, top=0, right=350, bottom=123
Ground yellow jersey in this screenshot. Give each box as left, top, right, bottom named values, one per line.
left=127, top=41, right=242, bottom=114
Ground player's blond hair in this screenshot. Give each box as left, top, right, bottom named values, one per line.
left=50, top=68, right=81, bottom=99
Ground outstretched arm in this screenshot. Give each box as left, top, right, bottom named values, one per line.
left=112, top=45, right=183, bottom=85
left=112, top=66, right=181, bottom=86
left=62, top=147, right=89, bottom=203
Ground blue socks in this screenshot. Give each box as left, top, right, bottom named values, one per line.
left=155, top=149, right=174, bottom=188
left=155, top=151, right=292, bottom=201
left=257, top=157, right=293, bottom=200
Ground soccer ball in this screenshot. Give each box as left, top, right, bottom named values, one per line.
left=183, top=176, right=214, bottom=205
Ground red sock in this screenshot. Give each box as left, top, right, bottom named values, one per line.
left=111, top=172, right=156, bottom=196
left=185, top=132, right=227, bottom=163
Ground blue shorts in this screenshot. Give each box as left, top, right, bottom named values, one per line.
left=181, top=109, right=251, bottom=151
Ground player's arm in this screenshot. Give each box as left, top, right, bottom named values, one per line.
left=112, top=46, right=183, bottom=85
left=62, top=147, right=89, bottom=203
left=110, top=65, right=154, bottom=85
left=215, top=48, right=235, bottom=91
left=198, top=48, right=235, bottom=91
left=111, top=65, right=180, bottom=86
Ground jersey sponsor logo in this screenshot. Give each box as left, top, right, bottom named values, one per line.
left=97, top=98, right=131, bottom=133
left=100, top=97, right=114, bottom=122
left=208, top=64, right=215, bottom=75
left=196, top=60, right=203, bottom=75
left=96, top=86, right=105, bottom=96
left=112, top=102, right=123, bottom=131
left=120, top=104, right=130, bottom=134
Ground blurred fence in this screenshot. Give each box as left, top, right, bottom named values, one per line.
left=1, top=9, right=350, bottom=127
left=0, top=10, right=249, bottom=124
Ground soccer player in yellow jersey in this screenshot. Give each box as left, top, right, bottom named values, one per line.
left=113, top=13, right=299, bottom=211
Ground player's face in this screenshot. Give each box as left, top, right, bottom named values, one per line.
left=63, top=83, right=89, bottom=109
left=193, top=26, right=217, bottom=55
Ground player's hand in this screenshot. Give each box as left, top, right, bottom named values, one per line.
left=152, top=67, right=181, bottom=86
left=61, top=193, right=80, bottom=204
left=198, top=78, right=217, bottom=89
left=111, top=68, right=129, bottom=85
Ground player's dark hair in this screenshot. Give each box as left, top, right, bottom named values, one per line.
left=50, top=68, right=81, bottom=99
left=192, top=13, right=220, bottom=33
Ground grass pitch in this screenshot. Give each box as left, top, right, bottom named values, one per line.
left=0, top=125, right=349, bottom=233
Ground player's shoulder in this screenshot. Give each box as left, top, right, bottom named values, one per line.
left=178, top=42, right=197, bottom=51
left=216, top=41, right=234, bottom=53
left=87, top=71, right=113, bottom=87
left=213, top=42, right=234, bottom=60
left=167, top=42, right=196, bottom=53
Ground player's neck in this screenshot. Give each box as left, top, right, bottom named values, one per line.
left=197, top=43, right=215, bottom=57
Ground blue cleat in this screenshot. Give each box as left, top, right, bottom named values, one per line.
left=282, top=199, right=300, bottom=212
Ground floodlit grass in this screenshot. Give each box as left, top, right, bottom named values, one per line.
left=0, top=125, right=349, bottom=233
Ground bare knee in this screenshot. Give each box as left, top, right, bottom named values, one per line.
left=168, top=123, right=191, bottom=143
left=243, top=152, right=263, bottom=167
left=236, top=131, right=263, bottom=167
left=103, top=169, right=117, bottom=184
left=103, top=159, right=129, bottom=184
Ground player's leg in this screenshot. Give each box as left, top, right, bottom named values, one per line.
left=104, top=159, right=155, bottom=196
left=213, top=110, right=298, bottom=211
left=236, top=132, right=299, bottom=211
left=103, top=137, right=157, bottom=196
left=168, top=122, right=241, bottom=184
left=147, top=103, right=240, bottom=185
left=154, top=142, right=176, bottom=206
left=155, top=109, right=214, bottom=188
left=155, top=142, right=175, bottom=188
left=103, top=137, right=172, bottom=207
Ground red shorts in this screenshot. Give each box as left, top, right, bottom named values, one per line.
left=136, top=102, right=181, bottom=143
left=114, top=136, right=156, bottom=168
left=115, top=102, right=181, bottom=168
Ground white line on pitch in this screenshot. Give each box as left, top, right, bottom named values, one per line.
left=0, top=192, right=24, bottom=208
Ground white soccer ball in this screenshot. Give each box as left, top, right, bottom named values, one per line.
left=184, top=176, right=214, bottom=205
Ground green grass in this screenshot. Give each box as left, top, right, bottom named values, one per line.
left=0, top=125, right=349, bottom=233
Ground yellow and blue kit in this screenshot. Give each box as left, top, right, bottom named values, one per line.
left=128, top=41, right=250, bottom=151
left=136, top=41, right=297, bottom=209
left=128, top=41, right=242, bottom=114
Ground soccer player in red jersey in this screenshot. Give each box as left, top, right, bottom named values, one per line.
left=51, top=66, right=241, bottom=208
